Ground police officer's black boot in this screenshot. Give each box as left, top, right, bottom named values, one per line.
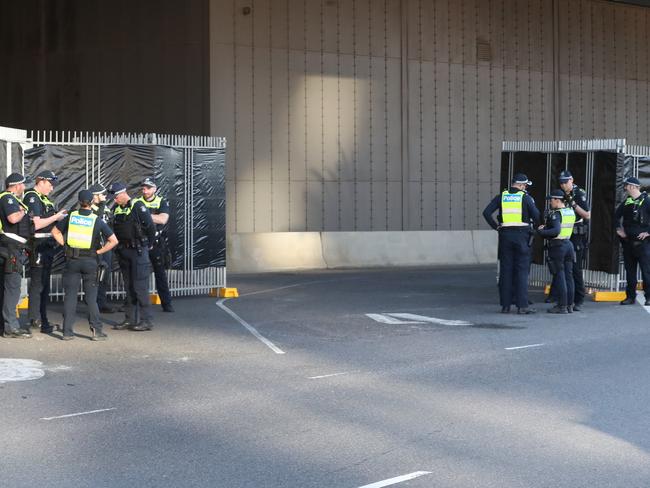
left=620, top=297, right=636, bottom=305
left=113, top=320, right=132, bottom=330
left=162, top=303, right=174, bottom=313
left=547, top=305, right=568, bottom=314
left=29, top=319, right=41, bottom=329
left=90, top=327, right=108, bottom=341
left=131, top=319, right=153, bottom=331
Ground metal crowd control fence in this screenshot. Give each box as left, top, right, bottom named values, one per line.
left=23, top=131, right=227, bottom=300
left=501, top=138, right=650, bottom=293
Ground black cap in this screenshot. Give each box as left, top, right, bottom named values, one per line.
left=89, top=183, right=107, bottom=195
left=624, top=176, right=641, bottom=187
left=546, top=189, right=565, bottom=200
left=512, top=173, right=532, bottom=186
left=5, top=172, right=26, bottom=187
left=559, top=170, right=573, bottom=182
left=36, top=170, right=58, bottom=181
left=108, top=182, right=127, bottom=195
left=141, top=177, right=156, bottom=188
left=78, top=189, right=93, bottom=203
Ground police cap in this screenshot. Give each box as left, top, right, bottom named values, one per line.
left=546, top=189, right=565, bottom=200
left=89, top=183, right=107, bottom=195
left=5, top=172, right=26, bottom=187
left=559, top=170, right=573, bottom=182
left=78, top=189, right=93, bottom=204
left=512, top=173, right=532, bottom=186
left=108, top=182, right=127, bottom=195
left=36, top=170, right=58, bottom=182
left=141, top=177, right=156, bottom=188
left=624, top=176, right=641, bottom=187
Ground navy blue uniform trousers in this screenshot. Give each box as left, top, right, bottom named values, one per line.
left=498, top=228, right=531, bottom=309
left=548, top=240, right=575, bottom=307
left=622, top=239, right=650, bottom=301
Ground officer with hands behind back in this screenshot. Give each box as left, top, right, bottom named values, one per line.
left=51, top=190, right=118, bottom=341
left=89, top=183, right=115, bottom=313
left=24, top=170, right=67, bottom=333
left=0, top=173, right=33, bottom=338
left=537, top=190, right=576, bottom=314
left=483, top=173, right=541, bottom=314
left=135, top=178, right=173, bottom=312
left=615, top=176, right=650, bottom=306
left=109, top=182, right=156, bottom=331
left=559, top=171, right=591, bottom=311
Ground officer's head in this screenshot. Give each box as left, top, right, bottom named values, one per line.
left=34, top=170, right=58, bottom=195
left=559, top=170, right=574, bottom=193
left=108, top=182, right=129, bottom=205
left=89, top=183, right=108, bottom=204
left=5, top=173, right=27, bottom=196
left=78, top=189, right=93, bottom=209
left=511, top=173, right=532, bottom=191
left=141, top=177, right=157, bottom=199
left=624, top=176, right=642, bottom=197
left=546, top=190, right=566, bottom=209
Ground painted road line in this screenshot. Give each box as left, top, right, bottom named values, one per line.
left=357, top=471, right=432, bottom=488
left=636, top=290, right=649, bottom=311
left=0, top=358, right=45, bottom=383
left=365, top=313, right=424, bottom=325
left=505, top=343, right=545, bottom=351
left=238, top=279, right=334, bottom=297
left=387, top=313, right=472, bottom=326
left=40, top=408, right=116, bottom=421
left=308, top=372, right=354, bottom=379
left=216, top=299, right=286, bottom=355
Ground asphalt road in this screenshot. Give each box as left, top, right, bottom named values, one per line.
left=1, top=265, right=649, bottom=488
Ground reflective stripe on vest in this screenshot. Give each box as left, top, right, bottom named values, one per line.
left=135, top=195, right=161, bottom=211
left=24, top=189, right=56, bottom=214
left=67, top=211, right=98, bottom=249
left=555, top=208, right=576, bottom=240
left=0, top=191, right=28, bottom=234
left=500, top=191, right=527, bottom=227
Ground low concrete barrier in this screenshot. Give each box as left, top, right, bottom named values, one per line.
left=228, top=231, right=498, bottom=273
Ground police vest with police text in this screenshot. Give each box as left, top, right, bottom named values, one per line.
left=500, top=191, right=528, bottom=227
left=66, top=211, right=99, bottom=250
left=554, top=208, right=576, bottom=240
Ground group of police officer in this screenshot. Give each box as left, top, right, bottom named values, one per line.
left=484, top=170, right=650, bottom=314
left=0, top=171, right=174, bottom=341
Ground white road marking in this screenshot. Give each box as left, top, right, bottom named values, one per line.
left=308, top=372, right=353, bottom=379
left=216, top=299, right=286, bottom=354
left=0, top=359, right=45, bottom=383
left=40, top=408, right=116, bottom=421
left=357, top=471, right=432, bottom=488
left=387, top=313, right=472, bottom=326
left=635, top=290, right=649, bottom=311
left=505, top=343, right=545, bottom=351
left=365, top=313, right=424, bottom=324
left=238, top=279, right=334, bottom=297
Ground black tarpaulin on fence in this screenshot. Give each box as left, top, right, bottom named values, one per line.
left=23, top=143, right=226, bottom=270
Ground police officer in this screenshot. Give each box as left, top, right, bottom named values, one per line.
left=0, top=173, right=33, bottom=338
left=109, top=182, right=156, bottom=331
left=24, top=170, right=67, bottom=333
left=614, top=176, right=650, bottom=305
left=136, top=177, right=173, bottom=312
left=537, top=190, right=576, bottom=314
left=483, top=173, right=541, bottom=314
left=89, top=183, right=115, bottom=313
left=558, top=171, right=591, bottom=311
left=51, top=190, right=118, bottom=341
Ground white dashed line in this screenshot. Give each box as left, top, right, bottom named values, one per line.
left=308, top=372, right=353, bottom=380
left=357, top=471, right=432, bottom=488
left=40, top=408, right=116, bottom=421
left=505, top=343, right=545, bottom=351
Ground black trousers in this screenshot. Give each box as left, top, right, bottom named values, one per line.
left=117, top=247, right=152, bottom=323
left=498, top=229, right=531, bottom=309
left=548, top=241, right=575, bottom=307
left=149, top=245, right=172, bottom=306
left=28, top=239, right=56, bottom=325
left=622, top=239, right=650, bottom=300
left=62, top=257, right=101, bottom=336
left=570, top=236, right=587, bottom=305
left=0, top=252, right=23, bottom=333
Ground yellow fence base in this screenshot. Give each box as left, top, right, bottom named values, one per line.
left=217, top=287, right=239, bottom=298
left=593, top=291, right=627, bottom=302
left=150, top=294, right=161, bottom=305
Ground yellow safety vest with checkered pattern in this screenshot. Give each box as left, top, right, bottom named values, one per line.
left=66, top=211, right=98, bottom=249
left=0, top=191, right=29, bottom=234
left=500, top=191, right=528, bottom=227
left=554, top=208, right=576, bottom=240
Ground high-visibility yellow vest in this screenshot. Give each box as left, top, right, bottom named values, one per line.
left=555, top=208, right=576, bottom=239
left=135, top=195, right=162, bottom=211
left=500, top=191, right=527, bottom=227
left=66, top=211, right=98, bottom=249
left=0, top=191, right=28, bottom=234
left=113, top=202, right=134, bottom=217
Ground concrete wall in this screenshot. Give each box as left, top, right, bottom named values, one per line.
left=228, top=230, right=498, bottom=272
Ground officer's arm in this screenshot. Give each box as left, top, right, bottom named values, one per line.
left=51, top=226, right=65, bottom=246
left=6, top=209, right=25, bottom=224
left=525, top=196, right=541, bottom=226
left=571, top=191, right=591, bottom=220
left=482, top=196, right=500, bottom=230
left=136, top=203, right=157, bottom=241
left=33, top=212, right=67, bottom=230
left=151, top=212, right=169, bottom=226
left=98, top=234, right=118, bottom=255
left=537, top=214, right=560, bottom=238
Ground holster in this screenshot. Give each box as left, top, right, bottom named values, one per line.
left=96, top=261, right=108, bottom=285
